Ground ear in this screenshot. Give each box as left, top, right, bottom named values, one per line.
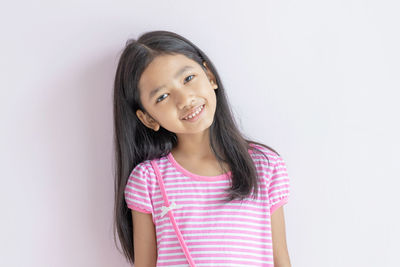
left=136, top=109, right=160, bottom=131
left=202, top=61, right=218, bottom=90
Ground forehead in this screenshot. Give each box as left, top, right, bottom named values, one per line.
left=138, top=53, right=200, bottom=93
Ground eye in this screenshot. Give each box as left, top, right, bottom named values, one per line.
left=156, top=75, right=195, bottom=104
left=156, top=93, right=168, bottom=103
left=184, top=75, right=195, bottom=83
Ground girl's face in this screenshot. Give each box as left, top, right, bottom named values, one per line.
left=136, top=53, right=218, bottom=135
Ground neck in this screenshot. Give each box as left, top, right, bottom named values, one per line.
left=171, top=128, right=214, bottom=160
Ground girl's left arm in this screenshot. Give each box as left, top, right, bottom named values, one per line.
left=271, top=206, right=292, bottom=267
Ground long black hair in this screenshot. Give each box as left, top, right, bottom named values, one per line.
left=112, top=30, right=280, bottom=265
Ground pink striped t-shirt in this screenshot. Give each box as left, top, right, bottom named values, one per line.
left=124, top=143, right=291, bottom=267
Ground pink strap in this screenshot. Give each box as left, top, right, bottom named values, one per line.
left=150, top=160, right=197, bottom=267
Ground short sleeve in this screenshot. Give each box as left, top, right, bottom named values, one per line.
left=124, top=162, right=154, bottom=214
left=268, top=154, right=291, bottom=214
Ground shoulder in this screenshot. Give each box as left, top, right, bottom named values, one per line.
left=248, top=142, right=281, bottom=167
left=132, top=153, right=174, bottom=179
left=130, top=159, right=157, bottom=180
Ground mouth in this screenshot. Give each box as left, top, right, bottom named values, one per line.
left=181, top=104, right=205, bottom=121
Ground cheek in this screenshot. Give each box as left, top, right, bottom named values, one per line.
left=198, top=80, right=214, bottom=96
left=159, top=107, right=179, bottom=122
left=206, top=91, right=217, bottom=113
left=211, top=95, right=217, bottom=109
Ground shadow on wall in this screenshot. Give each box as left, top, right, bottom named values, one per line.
left=39, top=49, right=130, bottom=266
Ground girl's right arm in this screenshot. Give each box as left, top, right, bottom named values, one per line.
left=131, top=210, right=157, bottom=267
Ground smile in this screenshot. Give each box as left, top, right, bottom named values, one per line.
left=182, top=104, right=205, bottom=122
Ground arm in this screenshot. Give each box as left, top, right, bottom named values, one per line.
left=271, top=206, right=291, bottom=267
left=131, top=210, right=157, bottom=267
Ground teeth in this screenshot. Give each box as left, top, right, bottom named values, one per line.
left=184, top=105, right=203, bottom=120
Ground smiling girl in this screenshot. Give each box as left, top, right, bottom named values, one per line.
left=113, top=30, right=292, bottom=267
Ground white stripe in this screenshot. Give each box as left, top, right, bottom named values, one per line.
left=158, top=231, right=272, bottom=240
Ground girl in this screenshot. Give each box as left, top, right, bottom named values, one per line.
left=113, top=30, right=292, bottom=267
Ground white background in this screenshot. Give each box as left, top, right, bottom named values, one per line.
left=1, top=1, right=399, bottom=266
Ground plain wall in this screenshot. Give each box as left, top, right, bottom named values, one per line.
left=1, top=0, right=399, bottom=266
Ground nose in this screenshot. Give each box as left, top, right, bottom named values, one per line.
left=175, top=88, right=196, bottom=109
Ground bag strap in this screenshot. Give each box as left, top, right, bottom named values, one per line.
left=150, top=160, right=197, bottom=267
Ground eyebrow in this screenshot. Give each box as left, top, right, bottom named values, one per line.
left=148, top=65, right=194, bottom=101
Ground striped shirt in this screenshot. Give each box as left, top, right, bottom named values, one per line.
left=124, top=143, right=291, bottom=266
